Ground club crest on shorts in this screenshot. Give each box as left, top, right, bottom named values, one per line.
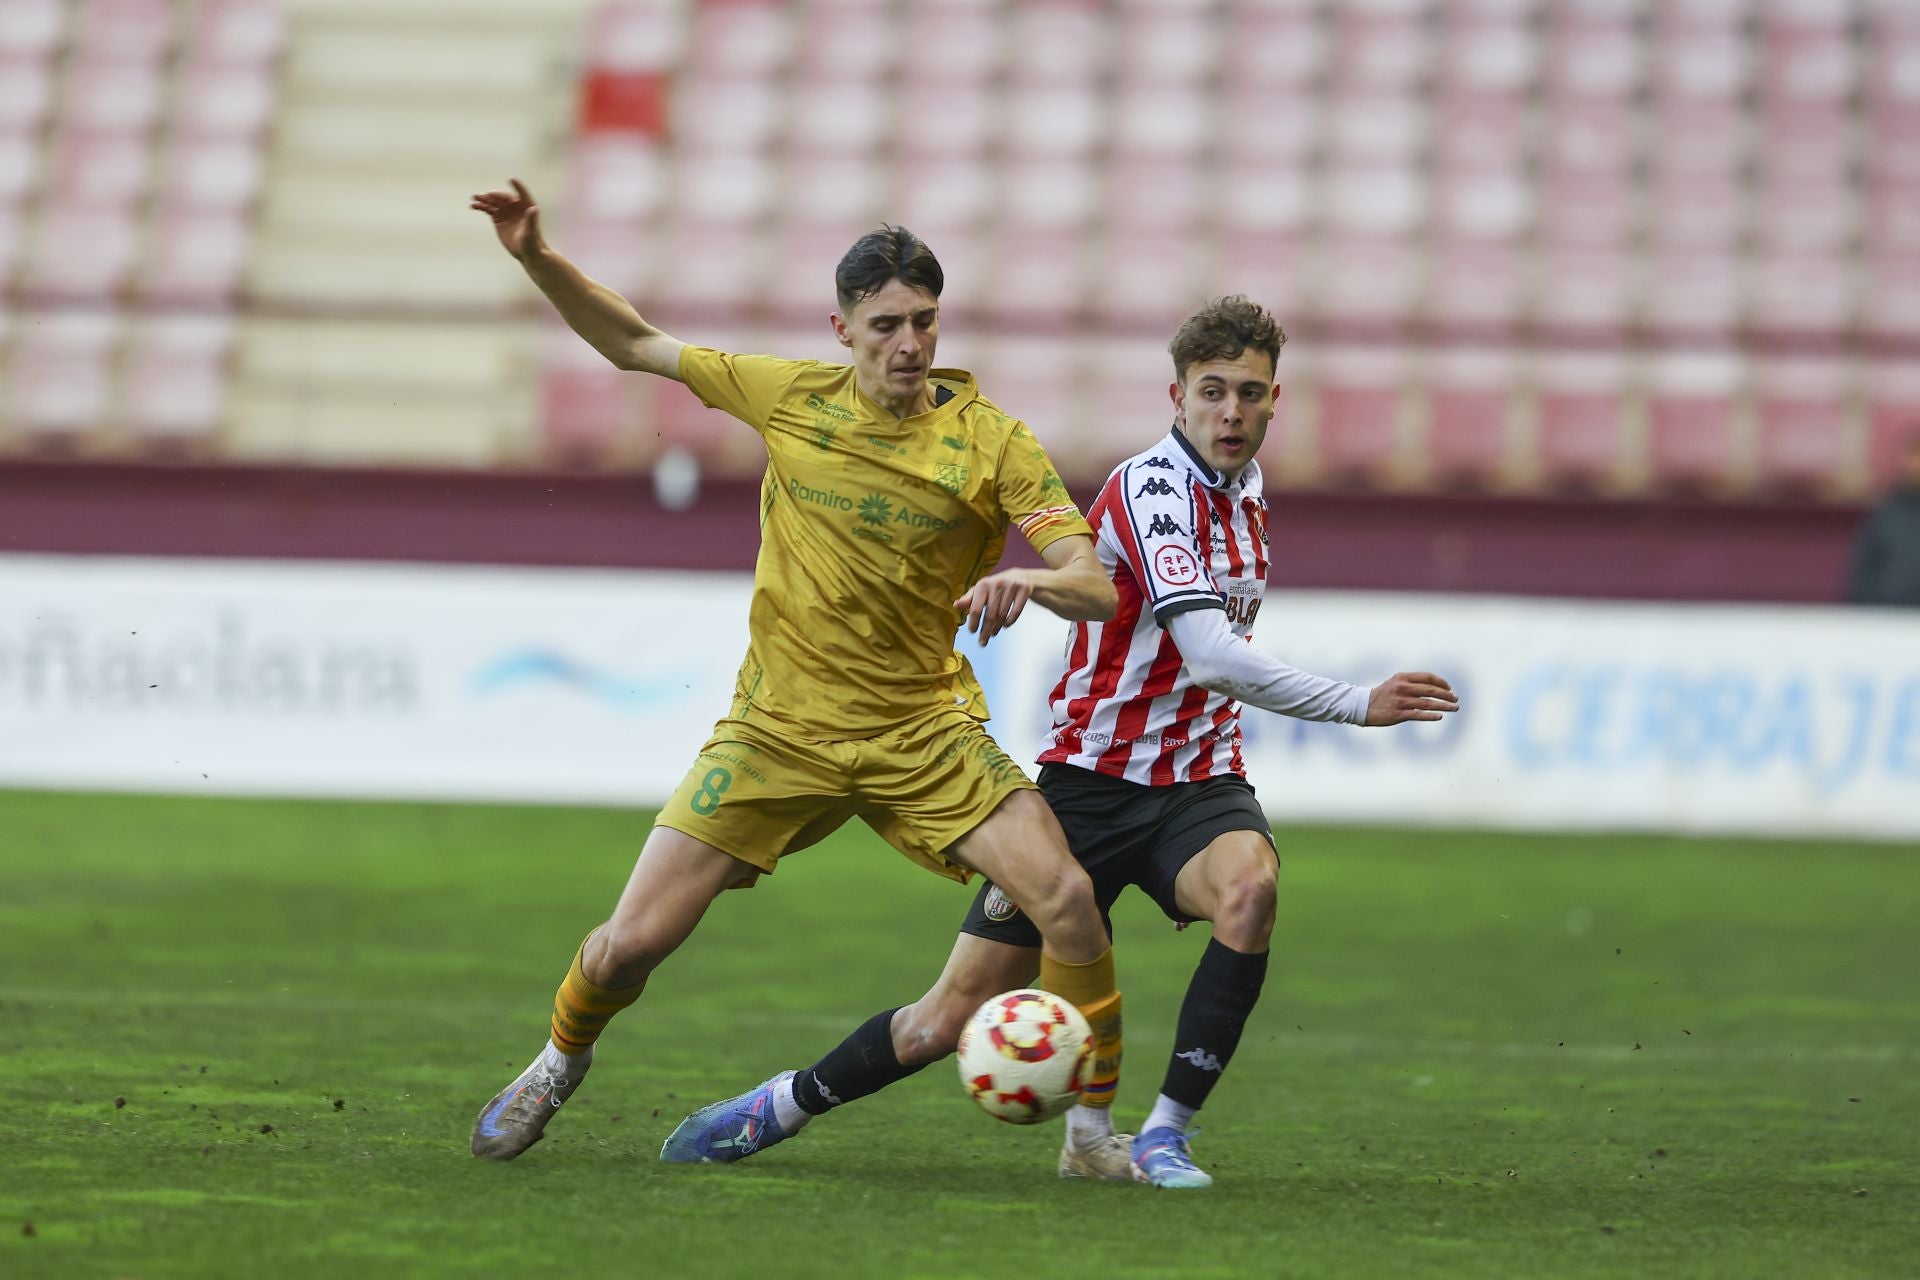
left=983, top=884, right=1020, bottom=922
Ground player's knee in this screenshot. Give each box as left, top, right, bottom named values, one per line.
left=1026, top=863, right=1099, bottom=933
left=894, top=999, right=967, bottom=1066
left=1215, top=865, right=1277, bottom=945
left=593, top=919, right=672, bottom=986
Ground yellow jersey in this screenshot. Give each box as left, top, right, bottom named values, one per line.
left=678, top=346, right=1091, bottom=740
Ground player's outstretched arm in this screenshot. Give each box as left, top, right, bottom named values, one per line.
left=470, top=178, right=685, bottom=380
left=954, top=535, right=1116, bottom=647
left=1363, top=671, right=1460, bottom=726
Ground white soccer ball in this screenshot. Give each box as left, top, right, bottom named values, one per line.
left=955, top=988, right=1093, bottom=1125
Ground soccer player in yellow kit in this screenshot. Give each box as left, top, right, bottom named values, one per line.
left=466, top=179, right=1129, bottom=1171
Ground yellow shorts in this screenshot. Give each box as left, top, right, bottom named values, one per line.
left=655, top=707, right=1036, bottom=883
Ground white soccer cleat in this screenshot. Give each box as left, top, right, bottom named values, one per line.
left=471, top=1047, right=591, bottom=1161
left=1057, top=1131, right=1136, bottom=1182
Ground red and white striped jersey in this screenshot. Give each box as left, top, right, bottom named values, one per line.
left=1040, top=428, right=1271, bottom=784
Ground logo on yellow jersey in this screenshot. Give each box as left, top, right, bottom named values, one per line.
left=858, top=494, right=894, bottom=525
left=934, top=462, right=971, bottom=495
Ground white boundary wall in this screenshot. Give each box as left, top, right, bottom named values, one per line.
left=2, top=555, right=1916, bottom=842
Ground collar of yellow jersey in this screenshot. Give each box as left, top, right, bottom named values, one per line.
left=854, top=369, right=977, bottom=424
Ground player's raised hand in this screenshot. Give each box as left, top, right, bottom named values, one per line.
left=955, top=570, right=1034, bottom=647
left=1365, top=672, right=1459, bottom=726
left=470, top=178, right=545, bottom=260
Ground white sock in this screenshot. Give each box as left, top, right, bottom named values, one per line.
left=770, top=1073, right=813, bottom=1134
left=540, top=1040, right=591, bottom=1074
left=1142, top=1094, right=1197, bottom=1136
left=1065, top=1103, right=1114, bottom=1147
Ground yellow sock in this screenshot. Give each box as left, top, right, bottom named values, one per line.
left=549, top=937, right=643, bottom=1056
left=1040, top=948, right=1123, bottom=1109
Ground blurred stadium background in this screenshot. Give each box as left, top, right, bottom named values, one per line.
left=0, top=0, right=1917, bottom=597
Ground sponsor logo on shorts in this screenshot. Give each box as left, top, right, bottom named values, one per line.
left=983, top=884, right=1020, bottom=922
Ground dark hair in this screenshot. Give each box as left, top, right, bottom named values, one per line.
left=1168, top=295, right=1286, bottom=383
left=835, top=225, right=944, bottom=313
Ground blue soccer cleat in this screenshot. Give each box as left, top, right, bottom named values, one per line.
left=660, top=1070, right=799, bottom=1165
left=1130, top=1126, right=1213, bottom=1189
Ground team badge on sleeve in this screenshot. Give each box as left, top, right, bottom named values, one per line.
left=1153, top=545, right=1202, bottom=586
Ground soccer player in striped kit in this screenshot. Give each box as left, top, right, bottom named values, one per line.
left=665, top=295, right=1458, bottom=1188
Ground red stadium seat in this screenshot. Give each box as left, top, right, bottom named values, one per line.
left=24, top=202, right=139, bottom=299
left=971, top=334, right=1089, bottom=474
left=1434, top=91, right=1528, bottom=171
left=1423, top=349, right=1515, bottom=489
left=1208, top=230, right=1307, bottom=317
left=901, top=3, right=1000, bottom=86
left=1532, top=246, right=1633, bottom=329
left=1434, top=166, right=1530, bottom=243
left=584, top=2, right=682, bottom=74
left=47, top=131, right=150, bottom=207
left=668, top=149, right=770, bottom=226
left=59, top=57, right=167, bottom=134
left=779, top=147, right=884, bottom=229
left=765, top=224, right=863, bottom=312
left=670, top=75, right=781, bottom=155
left=1216, top=169, right=1311, bottom=234
left=1109, top=86, right=1210, bottom=162
left=654, top=221, right=765, bottom=311
left=1310, top=234, right=1421, bottom=324
left=986, top=228, right=1090, bottom=319
left=0, top=130, right=39, bottom=205
left=1540, top=98, right=1635, bottom=177
left=787, top=81, right=889, bottom=157
left=999, top=85, right=1103, bottom=159
left=1313, top=346, right=1407, bottom=486
left=189, top=0, right=285, bottom=68
left=1104, top=155, right=1204, bottom=233
left=1439, top=14, right=1536, bottom=96
left=0, top=0, right=65, bottom=57
left=1424, top=240, right=1523, bottom=326
left=1543, top=12, right=1641, bottom=100
left=893, top=85, right=994, bottom=160
left=3, top=308, right=122, bottom=436
left=172, top=63, right=276, bottom=138
left=1322, top=91, right=1425, bottom=165
left=122, top=312, right=235, bottom=443
left=688, top=2, right=791, bottom=80
left=1534, top=350, right=1629, bottom=490
left=1537, top=170, right=1634, bottom=248
left=1652, top=19, right=1747, bottom=102
left=1321, top=162, right=1425, bottom=237
left=1005, top=3, right=1107, bottom=88
left=892, top=154, right=992, bottom=238
left=73, top=0, right=173, bottom=61
left=0, top=55, right=53, bottom=131
left=1332, top=6, right=1431, bottom=94
left=157, top=136, right=263, bottom=213
left=138, top=208, right=250, bottom=304
left=1759, top=102, right=1851, bottom=186
left=1863, top=255, right=1920, bottom=338
left=539, top=325, right=636, bottom=461
left=1748, top=252, right=1855, bottom=334
left=1222, top=86, right=1319, bottom=167
left=1754, top=179, right=1855, bottom=255
left=1645, top=173, right=1743, bottom=254
left=796, top=0, right=895, bottom=82
left=1753, top=357, right=1854, bottom=495
left=1645, top=351, right=1741, bottom=493
left=1641, top=250, right=1740, bottom=335
left=1760, top=18, right=1855, bottom=105
left=1223, top=5, right=1326, bottom=90
left=1117, top=6, right=1215, bottom=87
left=998, top=156, right=1097, bottom=233
left=1867, top=363, right=1920, bottom=488
left=1865, top=176, right=1920, bottom=260
left=566, top=134, right=665, bottom=225
left=1091, top=230, right=1205, bottom=326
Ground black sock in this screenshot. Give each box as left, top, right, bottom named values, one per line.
left=1160, top=938, right=1269, bottom=1110
left=791, top=1007, right=927, bottom=1115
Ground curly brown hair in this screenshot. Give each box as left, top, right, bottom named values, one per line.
left=1168, top=295, right=1286, bottom=384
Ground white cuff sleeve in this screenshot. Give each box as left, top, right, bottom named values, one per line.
left=1166, top=609, right=1370, bottom=725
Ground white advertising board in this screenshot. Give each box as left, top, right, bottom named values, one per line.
left=2, top=555, right=1916, bottom=842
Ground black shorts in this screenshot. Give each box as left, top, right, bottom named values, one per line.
left=959, top=763, right=1275, bottom=948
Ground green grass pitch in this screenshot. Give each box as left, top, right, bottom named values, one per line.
left=1, top=790, right=1915, bottom=1279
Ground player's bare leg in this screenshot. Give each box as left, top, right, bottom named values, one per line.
left=1128, top=830, right=1278, bottom=1189
left=473, top=826, right=757, bottom=1160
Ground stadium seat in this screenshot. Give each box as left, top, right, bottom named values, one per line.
left=1652, top=19, right=1747, bottom=101
left=0, top=131, right=39, bottom=205
left=1332, top=5, right=1431, bottom=93
left=998, top=157, right=1097, bottom=233
left=1086, top=335, right=1176, bottom=477
left=780, top=147, right=884, bottom=229
left=0, top=0, right=64, bottom=57
left=1424, top=240, right=1523, bottom=326
left=1760, top=18, right=1854, bottom=105
left=46, top=131, right=150, bottom=208
left=1642, top=249, right=1740, bottom=334
left=1313, top=346, right=1408, bottom=486
left=1863, top=255, right=1920, bottom=338
left=1646, top=173, right=1743, bottom=253
left=1216, top=169, right=1311, bottom=235
left=1748, top=252, right=1855, bottom=334
left=1423, top=349, right=1516, bottom=489
left=1538, top=171, right=1634, bottom=248
left=1865, top=175, right=1920, bottom=261
left=1323, top=91, right=1425, bottom=165
left=173, top=64, right=277, bottom=138
left=1866, top=362, right=1920, bottom=488
left=987, top=229, right=1090, bottom=319
left=1208, top=230, right=1307, bottom=317
left=1532, top=246, right=1633, bottom=329
left=902, top=3, right=1000, bottom=86
left=1004, top=2, right=1107, bottom=88
left=1223, top=86, right=1319, bottom=167
left=653, top=221, right=764, bottom=311
left=766, top=224, right=865, bottom=312
left=1645, top=351, right=1742, bottom=493
left=59, top=57, right=167, bottom=134
left=970, top=334, right=1090, bottom=475
left=1755, top=179, right=1854, bottom=255
left=1223, top=4, right=1326, bottom=89
left=1440, top=13, right=1537, bottom=95
left=787, top=82, right=889, bottom=158
left=1434, top=91, right=1528, bottom=171
left=24, top=202, right=140, bottom=299
left=796, top=0, right=895, bottom=81
left=138, top=209, right=251, bottom=305
left=1543, top=12, right=1641, bottom=99
left=1090, top=230, right=1206, bottom=326
left=3, top=308, right=122, bottom=437
left=688, top=2, right=791, bottom=80
left=891, top=154, right=992, bottom=238
left=1533, top=350, right=1630, bottom=491
left=121, top=312, right=236, bottom=444
left=1321, top=163, right=1425, bottom=238
left=566, top=134, right=666, bottom=225
left=1117, top=5, right=1215, bottom=87
left=584, top=1, right=682, bottom=75
left=0, top=202, right=22, bottom=288
left=1310, top=234, right=1421, bottom=323
left=894, top=86, right=994, bottom=160
left=1435, top=167, right=1530, bottom=243
left=539, top=324, right=637, bottom=464
left=158, top=137, right=264, bottom=213
left=1110, top=86, right=1211, bottom=162
left=1760, top=102, right=1851, bottom=187
left=1540, top=98, right=1635, bottom=178
left=0, top=55, right=53, bottom=132
left=668, top=150, right=771, bottom=226
left=671, top=75, right=782, bottom=155
left=1104, top=155, right=1204, bottom=233
left=999, top=86, right=1103, bottom=159
left=1752, top=357, right=1854, bottom=495
left=190, top=0, right=286, bottom=68
left=544, top=218, right=652, bottom=299
left=72, top=0, right=173, bottom=61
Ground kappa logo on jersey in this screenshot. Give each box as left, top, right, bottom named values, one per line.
left=1153, top=545, right=1202, bottom=586
left=1142, top=456, right=1175, bottom=470
left=982, top=884, right=1020, bottom=922
left=1146, top=513, right=1186, bottom=538
left=1134, top=477, right=1177, bottom=498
